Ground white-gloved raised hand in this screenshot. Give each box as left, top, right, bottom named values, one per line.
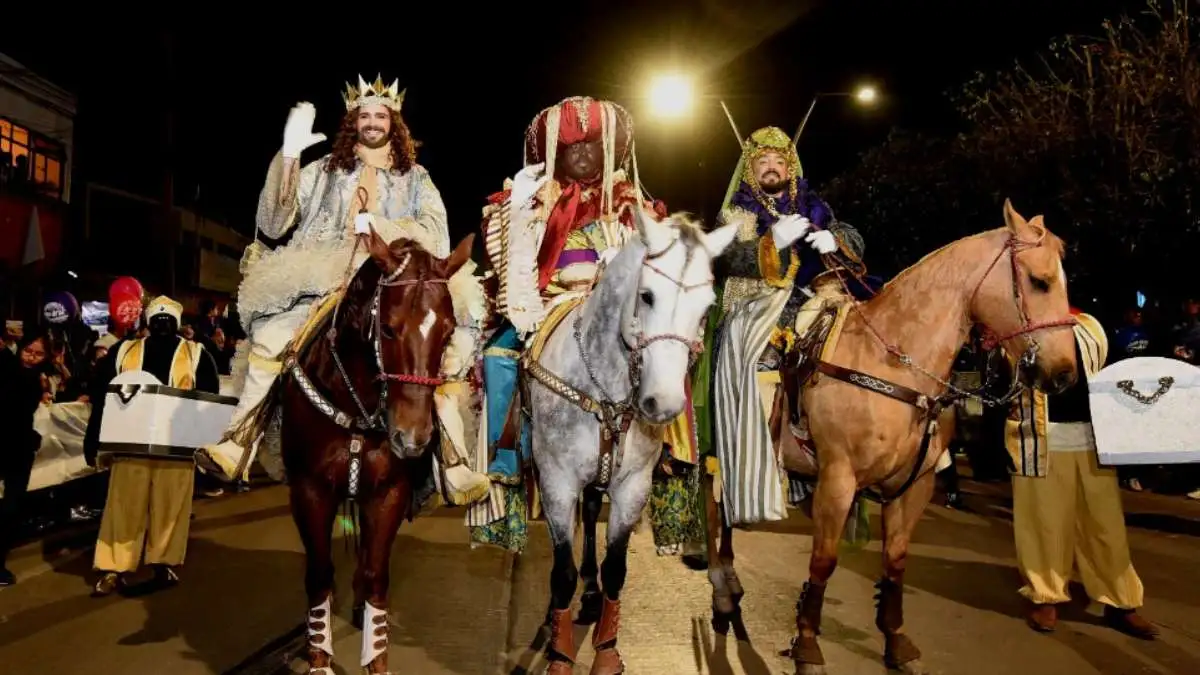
left=598, top=247, right=619, bottom=266
left=282, top=102, right=327, bottom=159
left=510, top=162, right=548, bottom=210
left=770, top=214, right=812, bottom=250
left=806, top=229, right=838, bottom=254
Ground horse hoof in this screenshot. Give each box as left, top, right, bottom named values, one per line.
left=576, top=591, right=603, bottom=625
left=895, top=659, right=930, bottom=675
left=712, top=612, right=731, bottom=635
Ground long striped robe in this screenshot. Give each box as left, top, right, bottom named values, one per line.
left=713, top=286, right=793, bottom=525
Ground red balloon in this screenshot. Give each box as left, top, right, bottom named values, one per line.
left=108, top=277, right=145, bottom=329
left=109, top=276, right=144, bottom=302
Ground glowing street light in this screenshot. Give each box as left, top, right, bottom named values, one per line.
left=647, top=73, right=694, bottom=118
left=793, top=83, right=882, bottom=143
left=855, top=85, right=878, bottom=105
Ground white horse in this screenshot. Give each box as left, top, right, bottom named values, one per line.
left=524, top=211, right=736, bottom=674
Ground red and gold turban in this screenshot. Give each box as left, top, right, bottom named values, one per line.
left=523, top=96, right=634, bottom=170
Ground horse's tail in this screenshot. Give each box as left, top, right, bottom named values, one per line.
left=341, top=498, right=362, bottom=557
left=839, top=494, right=872, bottom=551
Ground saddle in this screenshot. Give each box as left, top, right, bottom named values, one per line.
left=782, top=304, right=846, bottom=429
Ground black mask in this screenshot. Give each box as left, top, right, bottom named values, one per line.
left=148, top=315, right=178, bottom=340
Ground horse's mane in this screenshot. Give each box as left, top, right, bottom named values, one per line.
left=869, top=224, right=1064, bottom=308
left=877, top=228, right=999, bottom=294
left=665, top=211, right=705, bottom=247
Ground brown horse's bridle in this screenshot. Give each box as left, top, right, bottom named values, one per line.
left=292, top=251, right=449, bottom=435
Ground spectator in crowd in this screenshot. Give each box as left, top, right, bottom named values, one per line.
left=0, top=330, right=52, bottom=585
left=1112, top=308, right=1153, bottom=361
left=1171, top=297, right=1200, bottom=365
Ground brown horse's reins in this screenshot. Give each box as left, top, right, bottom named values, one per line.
left=522, top=234, right=711, bottom=489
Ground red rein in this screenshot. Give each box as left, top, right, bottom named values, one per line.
left=377, top=372, right=446, bottom=387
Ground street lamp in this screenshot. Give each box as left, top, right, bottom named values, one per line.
left=855, top=85, right=878, bottom=105
left=647, top=73, right=694, bottom=119
left=793, top=83, right=881, bottom=144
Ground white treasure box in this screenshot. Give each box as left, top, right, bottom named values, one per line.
left=98, top=370, right=240, bottom=464
left=1088, top=356, right=1200, bottom=466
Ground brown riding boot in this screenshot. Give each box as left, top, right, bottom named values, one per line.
left=545, top=608, right=577, bottom=675
left=590, top=596, right=624, bottom=675
left=1103, top=606, right=1158, bottom=640
left=1027, top=603, right=1058, bottom=632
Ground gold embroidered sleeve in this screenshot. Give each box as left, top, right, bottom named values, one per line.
left=411, top=166, right=451, bottom=257
left=255, top=151, right=321, bottom=239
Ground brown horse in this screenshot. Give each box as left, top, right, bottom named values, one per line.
left=704, top=201, right=1078, bottom=674
left=278, top=229, right=473, bottom=675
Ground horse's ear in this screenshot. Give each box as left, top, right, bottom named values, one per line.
left=1002, top=198, right=1027, bottom=235
left=635, top=207, right=671, bottom=252
left=701, top=221, right=738, bottom=258
left=444, top=233, right=475, bottom=278
left=366, top=226, right=392, bottom=269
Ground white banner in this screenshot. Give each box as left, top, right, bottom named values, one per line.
left=0, top=402, right=101, bottom=498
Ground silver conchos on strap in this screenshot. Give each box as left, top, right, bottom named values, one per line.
left=1088, top=356, right=1200, bottom=465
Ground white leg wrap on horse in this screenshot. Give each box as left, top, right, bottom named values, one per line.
left=307, top=596, right=334, bottom=657
left=360, top=601, right=389, bottom=667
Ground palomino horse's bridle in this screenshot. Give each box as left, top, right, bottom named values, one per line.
left=833, top=228, right=1076, bottom=408
left=523, top=234, right=713, bottom=488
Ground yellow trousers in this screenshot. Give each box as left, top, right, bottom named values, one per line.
left=93, top=457, right=195, bottom=573
left=1012, top=449, right=1144, bottom=608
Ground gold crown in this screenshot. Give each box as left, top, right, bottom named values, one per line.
left=343, top=74, right=406, bottom=112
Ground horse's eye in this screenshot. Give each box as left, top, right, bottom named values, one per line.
left=640, top=290, right=654, bottom=307
left=380, top=324, right=397, bottom=340
left=1029, top=274, right=1050, bottom=292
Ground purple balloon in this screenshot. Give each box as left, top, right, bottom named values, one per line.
left=43, top=291, right=80, bottom=325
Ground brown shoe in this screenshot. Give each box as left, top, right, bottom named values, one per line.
left=1103, top=606, right=1158, bottom=640
left=1027, top=603, right=1058, bottom=632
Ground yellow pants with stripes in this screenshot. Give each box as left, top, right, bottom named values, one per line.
left=93, top=457, right=195, bottom=573
left=1012, top=449, right=1144, bottom=608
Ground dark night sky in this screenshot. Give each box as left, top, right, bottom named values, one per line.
left=8, top=0, right=1138, bottom=247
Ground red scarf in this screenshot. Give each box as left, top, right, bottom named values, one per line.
left=536, top=181, right=601, bottom=290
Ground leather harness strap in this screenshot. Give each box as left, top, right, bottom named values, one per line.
left=521, top=352, right=635, bottom=489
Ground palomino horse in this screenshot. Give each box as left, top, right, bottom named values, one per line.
left=523, top=212, right=736, bottom=674
left=277, top=230, right=473, bottom=675
left=704, top=201, right=1078, bottom=674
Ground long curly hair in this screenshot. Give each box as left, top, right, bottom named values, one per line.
left=326, top=108, right=418, bottom=174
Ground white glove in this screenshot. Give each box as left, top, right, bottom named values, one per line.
left=770, top=215, right=812, bottom=250
left=806, top=229, right=838, bottom=254
left=598, top=247, right=619, bottom=265
left=510, top=163, right=548, bottom=210
left=282, top=102, right=327, bottom=159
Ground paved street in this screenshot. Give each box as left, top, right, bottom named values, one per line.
left=1, top=479, right=1199, bottom=675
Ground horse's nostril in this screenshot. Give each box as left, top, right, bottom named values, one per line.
left=641, top=396, right=658, bottom=415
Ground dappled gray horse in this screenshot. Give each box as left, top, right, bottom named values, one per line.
left=523, top=211, right=736, bottom=674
